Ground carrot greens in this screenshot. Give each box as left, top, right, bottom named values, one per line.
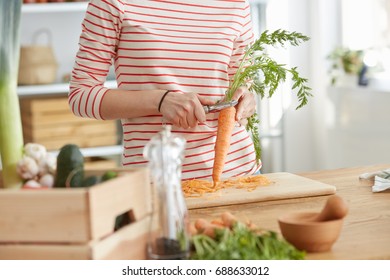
left=226, top=29, right=312, bottom=162
left=191, top=221, right=305, bottom=260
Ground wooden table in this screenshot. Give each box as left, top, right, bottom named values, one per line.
left=189, top=164, right=390, bottom=260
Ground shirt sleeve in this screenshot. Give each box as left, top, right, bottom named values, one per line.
left=68, top=0, right=124, bottom=120
left=227, top=0, right=255, bottom=82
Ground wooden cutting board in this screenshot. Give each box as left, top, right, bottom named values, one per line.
left=185, top=172, right=336, bottom=209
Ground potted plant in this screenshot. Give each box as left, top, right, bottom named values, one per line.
left=327, top=46, right=364, bottom=86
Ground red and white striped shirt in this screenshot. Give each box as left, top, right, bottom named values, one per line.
left=69, top=0, right=261, bottom=180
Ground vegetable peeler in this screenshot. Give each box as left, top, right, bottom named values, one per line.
left=203, top=100, right=238, bottom=113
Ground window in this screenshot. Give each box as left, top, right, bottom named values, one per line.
left=342, top=0, right=390, bottom=74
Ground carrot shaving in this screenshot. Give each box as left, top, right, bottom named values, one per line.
left=182, top=174, right=272, bottom=198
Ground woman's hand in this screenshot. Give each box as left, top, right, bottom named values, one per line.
left=232, top=86, right=256, bottom=126
left=160, top=91, right=215, bottom=128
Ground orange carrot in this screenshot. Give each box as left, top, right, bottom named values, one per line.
left=194, top=218, right=211, bottom=232
left=221, top=211, right=237, bottom=228
left=194, top=218, right=224, bottom=238
left=202, top=226, right=219, bottom=238
left=212, top=106, right=236, bottom=185
left=246, top=220, right=257, bottom=231
left=210, top=219, right=225, bottom=227
left=188, top=223, right=198, bottom=235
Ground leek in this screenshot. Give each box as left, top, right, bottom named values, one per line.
left=0, top=0, right=24, bottom=188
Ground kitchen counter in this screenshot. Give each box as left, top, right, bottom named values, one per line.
left=189, top=164, right=390, bottom=260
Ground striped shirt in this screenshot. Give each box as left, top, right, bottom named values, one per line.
left=69, top=0, right=261, bottom=180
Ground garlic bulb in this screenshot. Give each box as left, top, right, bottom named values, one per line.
left=16, top=143, right=56, bottom=188
left=39, top=173, right=54, bottom=188
left=24, top=143, right=47, bottom=163
left=16, top=156, right=39, bottom=180
left=23, top=179, right=42, bottom=189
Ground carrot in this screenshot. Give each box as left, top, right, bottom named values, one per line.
left=188, top=223, right=198, bottom=235
left=194, top=218, right=211, bottom=232
left=246, top=221, right=257, bottom=231
left=212, top=106, right=236, bottom=185
left=194, top=218, right=224, bottom=238
left=221, top=211, right=237, bottom=228
left=202, top=226, right=219, bottom=239
left=210, top=219, right=225, bottom=227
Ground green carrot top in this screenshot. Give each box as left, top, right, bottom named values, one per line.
left=226, top=29, right=312, bottom=162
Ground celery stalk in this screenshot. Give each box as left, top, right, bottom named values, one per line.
left=0, top=0, right=24, bottom=189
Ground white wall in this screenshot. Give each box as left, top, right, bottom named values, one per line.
left=283, top=0, right=315, bottom=173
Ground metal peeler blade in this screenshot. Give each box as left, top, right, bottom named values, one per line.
left=203, top=100, right=238, bottom=113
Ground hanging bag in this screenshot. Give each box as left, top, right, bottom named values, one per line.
left=18, top=29, right=58, bottom=85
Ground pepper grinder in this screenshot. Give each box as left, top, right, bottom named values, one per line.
left=143, top=125, right=190, bottom=260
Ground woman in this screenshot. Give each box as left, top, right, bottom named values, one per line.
left=69, top=0, right=261, bottom=180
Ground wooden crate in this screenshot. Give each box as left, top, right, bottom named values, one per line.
left=20, top=96, right=118, bottom=150
left=0, top=168, right=153, bottom=259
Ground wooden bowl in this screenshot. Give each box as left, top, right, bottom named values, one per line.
left=278, top=212, right=344, bottom=253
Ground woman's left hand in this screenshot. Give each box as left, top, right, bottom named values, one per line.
left=231, top=86, right=256, bottom=126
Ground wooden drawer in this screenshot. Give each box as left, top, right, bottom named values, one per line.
left=20, top=96, right=118, bottom=150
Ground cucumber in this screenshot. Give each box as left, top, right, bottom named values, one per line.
left=54, top=144, right=84, bottom=188
left=81, top=175, right=100, bottom=187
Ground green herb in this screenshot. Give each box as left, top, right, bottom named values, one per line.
left=227, top=29, right=312, bottom=162
left=190, top=221, right=305, bottom=260
left=0, top=0, right=24, bottom=189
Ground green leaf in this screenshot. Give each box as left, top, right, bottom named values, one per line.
left=226, top=29, right=311, bottom=160
left=190, top=221, right=305, bottom=260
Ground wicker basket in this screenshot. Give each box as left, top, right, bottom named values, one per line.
left=18, top=29, right=58, bottom=85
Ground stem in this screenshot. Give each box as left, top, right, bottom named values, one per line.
left=0, top=0, right=24, bottom=189
left=226, top=46, right=253, bottom=100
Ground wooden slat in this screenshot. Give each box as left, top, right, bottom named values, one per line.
left=23, top=121, right=116, bottom=139
left=0, top=189, right=90, bottom=242
left=20, top=96, right=71, bottom=114
left=0, top=244, right=91, bottom=260
left=84, top=157, right=118, bottom=170
left=23, top=134, right=118, bottom=150
left=22, top=113, right=101, bottom=126
left=92, top=216, right=150, bottom=260
left=88, top=168, right=151, bottom=240
left=0, top=216, right=151, bottom=260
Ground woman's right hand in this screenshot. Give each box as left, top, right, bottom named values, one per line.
left=159, top=91, right=215, bottom=129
